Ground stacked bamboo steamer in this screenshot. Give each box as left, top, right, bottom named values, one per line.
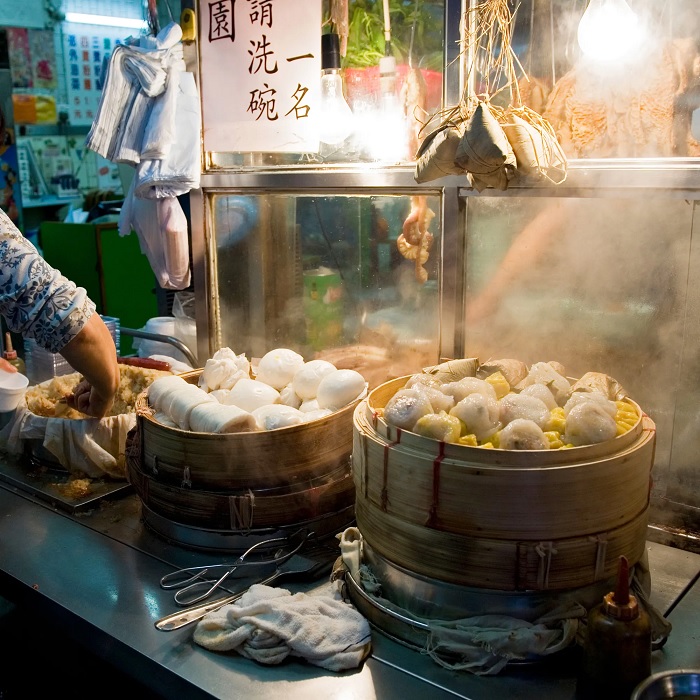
left=126, top=370, right=358, bottom=548
left=352, top=374, right=655, bottom=592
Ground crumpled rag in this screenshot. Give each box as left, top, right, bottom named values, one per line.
left=193, top=583, right=372, bottom=672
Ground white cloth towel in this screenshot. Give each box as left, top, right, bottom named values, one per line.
left=193, top=584, right=372, bottom=672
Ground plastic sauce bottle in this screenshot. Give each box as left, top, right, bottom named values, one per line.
left=3, top=332, right=26, bottom=374
left=579, top=555, right=652, bottom=699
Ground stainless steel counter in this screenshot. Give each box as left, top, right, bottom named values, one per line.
left=0, top=473, right=698, bottom=700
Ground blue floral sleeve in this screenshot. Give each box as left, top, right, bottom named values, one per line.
left=0, top=208, right=96, bottom=353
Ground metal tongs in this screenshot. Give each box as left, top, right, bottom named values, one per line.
left=159, top=528, right=311, bottom=606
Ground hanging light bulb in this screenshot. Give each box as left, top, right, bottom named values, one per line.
left=577, top=0, right=646, bottom=63
left=318, top=33, right=355, bottom=147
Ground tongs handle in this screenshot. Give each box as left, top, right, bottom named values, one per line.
left=173, top=567, right=239, bottom=606
left=155, top=568, right=282, bottom=631
left=155, top=591, right=244, bottom=631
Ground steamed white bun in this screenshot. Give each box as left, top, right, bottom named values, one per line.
left=279, top=384, right=302, bottom=409
left=292, top=360, right=337, bottom=400
left=224, top=378, right=280, bottom=412
left=255, top=348, right=305, bottom=390
left=316, top=369, right=367, bottom=411
left=252, top=404, right=304, bottom=431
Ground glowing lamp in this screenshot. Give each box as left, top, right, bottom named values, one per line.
left=577, top=0, right=646, bottom=63
left=318, top=33, right=354, bottom=146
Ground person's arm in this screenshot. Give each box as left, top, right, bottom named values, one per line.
left=61, top=313, right=120, bottom=418
left=0, top=358, right=17, bottom=373
left=466, top=200, right=571, bottom=324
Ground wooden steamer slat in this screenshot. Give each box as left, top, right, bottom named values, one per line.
left=352, top=375, right=656, bottom=592
left=135, top=371, right=357, bottom=490
left=127, top=456, right=355, bottom=530
left=354, top=497, right=649, bottom=591
left=128, top=369, right=358, bottom=538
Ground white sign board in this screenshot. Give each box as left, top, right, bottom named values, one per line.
left=198, top=0, right=322, bottom=153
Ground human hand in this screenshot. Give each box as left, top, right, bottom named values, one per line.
left=0, top=358, right=18, bottom=373
left=66, top=378, right=114, bottom=418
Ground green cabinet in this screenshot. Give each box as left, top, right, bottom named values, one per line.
left=39, top=222, right=159, bottom=354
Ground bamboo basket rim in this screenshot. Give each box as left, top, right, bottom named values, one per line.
left=363, top=375, right=650, bottom=465
left=135, top=368, right=363, bottom=437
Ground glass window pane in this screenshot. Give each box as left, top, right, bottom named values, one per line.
left=209, top=193, right=442, bottom=385
left=480, top=0, right=700, bottom=159
left=463, top=195, right=692, bottom=496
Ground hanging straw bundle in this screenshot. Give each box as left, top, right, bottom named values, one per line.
left=413, top=0, right=568, bottom=188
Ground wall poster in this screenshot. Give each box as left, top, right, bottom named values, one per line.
left=62, top=23, right=131, bottom=127
left=198, top=0, right=322, bottom=153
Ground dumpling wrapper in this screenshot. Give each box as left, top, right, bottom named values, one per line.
left=499, top=393, right=550, bottom=429
left=564, top=402, right=617, bottom=447
left=383, top=389, right=434, bottom=431
left=498, top=418, right=549, bottom=450
left=450, top=393, right=500, bottom=442
left=441, top=376, right=497, bottom=403
left=189, top=402, right=257, bottom=434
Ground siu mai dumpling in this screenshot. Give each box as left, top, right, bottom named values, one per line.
left=498, top=418, right=549, bottom=450
left=383, top=389, right=433, bottom=430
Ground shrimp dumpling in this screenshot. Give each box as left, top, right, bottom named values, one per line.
left=519, top=362, right=571, bottom=406
left=563, top=391, right=617, bottom=418
left=383, top=389, right=434, bottom=430
left=413, top=411, right=462, bottom=443
left=498, top=418, right=550, bottom=450
left=411, top=383, right=455, bottom=413
left=499, top=393, right=550, bottom=429
left=564, top=401, right=617, bottom=446
left=519, top=383, right=557, bottom=411
left=440, top=377, right=497, bottom=403
left=449, top=393, right=500, bottom=442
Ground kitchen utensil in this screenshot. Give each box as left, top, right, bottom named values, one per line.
left=160, top=527, right=310, bottom=606
left=155, top=548, right=336, bottom=631
left=631, top=669, right=700, bottom=699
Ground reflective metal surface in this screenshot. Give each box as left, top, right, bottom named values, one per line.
left=0, top=471, right=699, bottom=699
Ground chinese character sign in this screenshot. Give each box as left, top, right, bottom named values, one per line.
left=62, top=24, right=128, bottom=127
left=199, top=0, right=321, bottom=153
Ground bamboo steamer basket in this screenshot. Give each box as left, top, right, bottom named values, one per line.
left=352, top=376, right=655, bottom=592
left=133, top=370, right=358, bottom=490
left=127, top=369, right=359, bottom=539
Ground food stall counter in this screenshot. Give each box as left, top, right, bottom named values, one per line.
left=0, top=468, right=698, bottom=700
